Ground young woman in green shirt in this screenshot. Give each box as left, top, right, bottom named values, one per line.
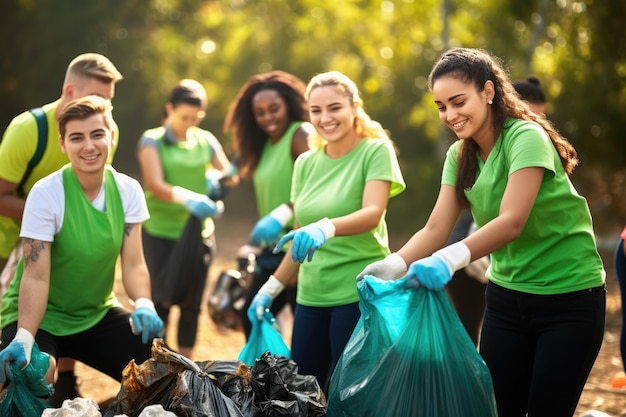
left=360, top=48, right=605, bottom=417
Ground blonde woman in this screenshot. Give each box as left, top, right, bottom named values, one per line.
left=247, top=71, right=405, bottom=392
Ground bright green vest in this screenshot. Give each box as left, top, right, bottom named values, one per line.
left=1, top=166, right=123, bottom=335
left=142, top=126, right=214, bottom=239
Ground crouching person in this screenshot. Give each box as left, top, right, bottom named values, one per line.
left=0, top=95, right=162, bottom=396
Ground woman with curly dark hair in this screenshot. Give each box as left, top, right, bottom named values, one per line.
left=224, top=70, right=314, bottom=337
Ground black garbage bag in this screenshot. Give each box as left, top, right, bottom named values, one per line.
left=243, top=352, right=326, bottom=417
left=152, top=215, right=212, bottom=310
left=103, top=340, right=245, bottom=417
left=104, top=340, right=327, bottom=417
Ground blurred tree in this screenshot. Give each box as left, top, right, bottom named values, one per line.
left=1, top=0, right=625, bottom=234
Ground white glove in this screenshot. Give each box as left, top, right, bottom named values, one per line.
left=356, top=252, right=407, bottom=281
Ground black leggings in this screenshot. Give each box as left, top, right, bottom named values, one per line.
left=480, top=282, right=605, bottom=417
left=0, top=308, right=151, bottom=382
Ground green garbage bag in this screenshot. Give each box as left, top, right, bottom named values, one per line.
left=0, top=342, right=53, bottom=417
left=238, top=311, right=291, bottom=366
left=327, top=275, right=497, bottom=417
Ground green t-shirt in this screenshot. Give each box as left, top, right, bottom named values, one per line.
left=140, top=126, right=217, bottom=239
left=1, top=166, right=124, bottom=335
left=253, top=122, right=300, bottom=229
left=441, top=118, right=604, bottom=294
left=0, top=100, right=119, bottom=258
left=292, top=138, right=405, bottom=307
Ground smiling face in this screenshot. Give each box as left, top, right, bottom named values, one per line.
left=252, top=88, right=290, bottom=141
left=307, top=85, right=357, bottom=144
left=432, top=75, right=494, bottom=143
left=59, top=113, right=112, bottom=175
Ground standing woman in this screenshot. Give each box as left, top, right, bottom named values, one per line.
left=138, top=80, right=237, bottom=360
left=359, top=48, right=605, bottom=416
left=224, top=71, right=313, bottom=338
left=247, top=71, right=405, bottom=392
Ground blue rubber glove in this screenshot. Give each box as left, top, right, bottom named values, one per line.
left=185, top=195, right=219, bottom=219
left=274, top=218, right=336, bottom=263
left=246, top=276, right=285, bottom=322
left=247, top=292, right=273, bottom=323
left=173, top=186, right=220, bottom=220
left=130, top=298, right=164, bottom=344
left=401, top=242, right=472, bottom=291
left=403, top=256, right=453, bottom=290
left=250, top=215, right=283, bottom=247
left=0, top=328, right=34, bottom=384
left=250, top=204, right=293, bottom=248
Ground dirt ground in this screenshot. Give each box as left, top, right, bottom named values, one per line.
left=73, top=184, right=625, bottom=416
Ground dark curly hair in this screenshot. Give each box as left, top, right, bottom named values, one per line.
left=223, top=71, right=308, bottom=179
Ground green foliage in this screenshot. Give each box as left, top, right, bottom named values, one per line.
left=1, top=0, right=625, bottom=232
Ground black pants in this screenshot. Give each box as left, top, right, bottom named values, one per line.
left=142, top=226, right=213, bottom=349
left=0, top=308, right=151, bottom=382
left=480, top=282, right=605, bottom=417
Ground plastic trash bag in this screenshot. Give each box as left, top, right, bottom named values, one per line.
left=0, top=343, right=53, bottom=417
left=42, top=397, right=101, bottom=417
left=238, top=311, right=290, bottom=366
left=152, top=215, right=212, bottom=309
left=327, top=275, right=497, bottom=417
left=104, top=340, right=325, bottom=417
left=242, top=352, right=326, bottom=417
left=103, top=340, right=244, bottom=417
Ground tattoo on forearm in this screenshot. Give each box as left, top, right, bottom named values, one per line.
left=23, top=238, right=46, bottom=267
left=124, top=223, right=135, bottom=237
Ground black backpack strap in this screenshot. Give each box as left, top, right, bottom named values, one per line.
left=17, top=108, right=48, bottom=197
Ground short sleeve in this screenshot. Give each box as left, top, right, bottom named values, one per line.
left=505, top=121, right=556, bottom=179
left=363, top=139, right=405, bottom=198
left=113, top=171, right=150, bottom=224
left=21, top=174, right=64, bottom=242
left=441, top=141, right=461, bottom=186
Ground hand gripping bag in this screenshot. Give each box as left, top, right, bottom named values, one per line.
left=238, top=311, right=291, bottom=366
left=0, top=343, right=54, bottom=417
left=327, top=275, right=497, bottom=417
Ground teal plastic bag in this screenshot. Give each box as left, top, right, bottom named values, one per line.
left=327, top=276, right=497, bottom=417
left=0, top=343, right=53, bottom=417
left=238, top=311, right=291, bottom=366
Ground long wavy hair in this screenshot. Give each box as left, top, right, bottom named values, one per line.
left=224, top=70, right=308, bottom=179
left=305, top=71, right=391, bottom=149
left=428, top=48, right=578, bottom=208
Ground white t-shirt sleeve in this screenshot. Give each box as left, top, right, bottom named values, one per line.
left=21, top=169, right=149, bottom=242
left=21, top=172, right=65, bottom=242
left=113, top=170, right=150, bottom=224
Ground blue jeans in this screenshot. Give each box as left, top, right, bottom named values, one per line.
left=291, top=302, right=361, bottom=393
left=480, top=282, right=605, bottom=417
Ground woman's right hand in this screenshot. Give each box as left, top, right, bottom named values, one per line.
left=356, top=253, right=407, bottom=281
